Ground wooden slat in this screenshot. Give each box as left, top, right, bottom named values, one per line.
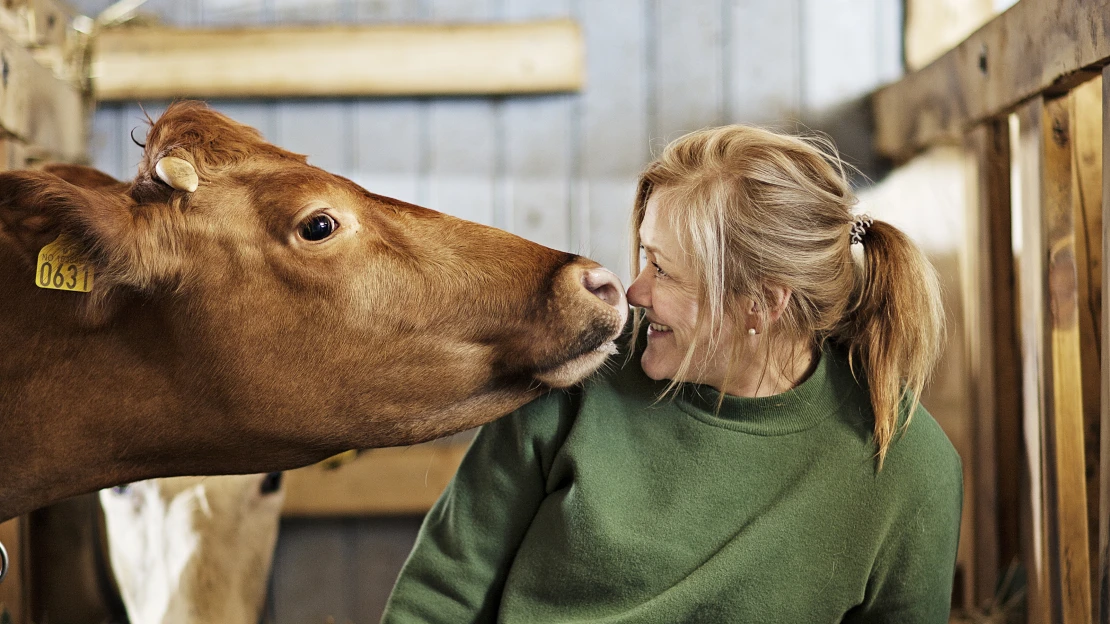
left=874, top=0, right=1110, bottom=162
left=0, top=30, right=84, bottom=162
left=1098, top=64, right=1110, bottom=624
left=281, top=444, right=467, bottom=517
left=1018, top=93, right=1093, bottom=624
left=90, top=20, right=584, bottom=101
left=1072, top=76, right=1105, bottom=617
left=0, top=518, right=27, bottom=624
left=964, top=118, right=1022, bottom=607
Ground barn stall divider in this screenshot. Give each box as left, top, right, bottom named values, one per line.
left=873, top=0, right=1109, bottom=621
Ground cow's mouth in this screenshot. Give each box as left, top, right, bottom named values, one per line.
left=533, top=338, right=619, bottom=388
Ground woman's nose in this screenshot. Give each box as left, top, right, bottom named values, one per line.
left=626, top=270, right=650, bottom=308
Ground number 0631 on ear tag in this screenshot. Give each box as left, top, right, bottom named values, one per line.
left=36, top=235, right=94, bottom=293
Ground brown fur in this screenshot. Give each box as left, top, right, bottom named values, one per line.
left=0, top=101, right=625, bottom=521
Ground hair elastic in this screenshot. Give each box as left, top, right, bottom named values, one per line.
left=850, top=214, right=873, bottom=245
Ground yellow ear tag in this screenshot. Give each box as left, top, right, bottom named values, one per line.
left=36, top=234, right=94, bottom=293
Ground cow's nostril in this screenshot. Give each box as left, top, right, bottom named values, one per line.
left=583, top=268, right=624, bottom=308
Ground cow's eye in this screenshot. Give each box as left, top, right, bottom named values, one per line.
left=300, top=214, right=338, bottom=241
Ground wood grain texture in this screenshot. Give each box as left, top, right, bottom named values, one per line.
left=1019, top=93, right=1094, bottom=624
left=1071, top=77, right=1104, bottom=616
left=963, top=119, right=1022, bottom=607
left=874, top=0, right=1110, bottom=161
left=1098, top=64, right=1110, bottom=624
left=91, top=21, right=585, bottom=100
left=281, top=445, right=468, bottom=517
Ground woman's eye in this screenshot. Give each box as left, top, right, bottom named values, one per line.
left=652, top=262, right=667, bottom=277
left=300, top=214, right=338, bottom=241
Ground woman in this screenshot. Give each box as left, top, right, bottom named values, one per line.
left=381, top=126, right=962, bottom=623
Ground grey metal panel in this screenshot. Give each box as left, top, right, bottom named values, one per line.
left=652, top=0, right=726, bottom=141
left=274, top=100, right=351, bottom=174
left=352, top=99, right=424, bottom=205
left=502, top=0, right=573, bottom=250
left=728, top=0, right=802, bottom=124
left=88, top=105, right=124, bottom=180
left=578, top=0, right=649, bottom=281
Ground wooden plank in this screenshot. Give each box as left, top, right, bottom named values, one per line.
left=0, top=30, right=84, bottom=162
left=1098, top=64, right=1110, bottom=624
left=281, top=444, right=468, bottom=517
left=1016, top=97, right=1052, bottom=624
left=0, top=518, right=27, bottom=624
left=1018, top=93, right=1093, bottom=624
left=874, top=0, right=1110, bottom=161
left=1071, top=76, right=1104, bottom=618
left=905, top=0, right=994, bottom=72
left=964, top=118, right=1022, bottom=607
left=90, top=21, right=585, bottom=101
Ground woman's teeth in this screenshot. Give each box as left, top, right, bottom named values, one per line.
left=649, top=322, right=672, bottom=332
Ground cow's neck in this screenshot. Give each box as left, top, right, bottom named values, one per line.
left=0, top=246, right=205, bottom=520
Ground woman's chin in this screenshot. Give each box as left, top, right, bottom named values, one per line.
left=639, top=350, right=676, bottom=382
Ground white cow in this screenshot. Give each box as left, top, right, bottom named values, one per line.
left=99, top=473, right=285, bottom=624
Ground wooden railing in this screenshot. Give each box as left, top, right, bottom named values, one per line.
left=873, top=1, right=1109, bottom=621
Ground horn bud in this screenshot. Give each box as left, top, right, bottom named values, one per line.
left=155, top=157, right=199, bottom=193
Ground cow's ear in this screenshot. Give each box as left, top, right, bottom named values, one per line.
left=0, top=169, right=135, bottom=264
left=0, top=170, right=171, bottom=324
left=41, top=163, right=128, bottom=191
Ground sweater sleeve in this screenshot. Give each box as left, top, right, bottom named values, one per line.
left=380, top=390, right=575, bottom=624
left=845, top=427, right=964, bottom=624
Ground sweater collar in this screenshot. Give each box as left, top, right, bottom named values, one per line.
left=674, top=347, right=858, bottom=435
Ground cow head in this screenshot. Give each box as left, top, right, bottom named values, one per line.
left=0, top=102, right=626, bottom=476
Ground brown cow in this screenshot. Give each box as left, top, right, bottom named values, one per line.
left=0, top=101, right=627, bottom=522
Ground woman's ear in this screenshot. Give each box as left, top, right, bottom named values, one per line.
left=742, top=286, right=793, bottom=332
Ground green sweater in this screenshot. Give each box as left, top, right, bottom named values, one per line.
left=382, top=346, right=963, bottom=623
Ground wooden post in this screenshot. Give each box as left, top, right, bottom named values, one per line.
left=1017, top=93, right=1093, bottom=624
left=964, top=118, right=1022, bottom=608
left=1071, top=76, right=1105, bottom=622
left=1098, top=64, right=1110, bottom=624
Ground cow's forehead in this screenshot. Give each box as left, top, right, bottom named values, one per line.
left=143, top=102, right=304, bottom=174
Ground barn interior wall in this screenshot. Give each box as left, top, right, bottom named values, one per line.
left=68, top=0, right=904, bottom=621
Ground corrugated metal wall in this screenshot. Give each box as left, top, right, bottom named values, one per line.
left=70, top=1, right=903, bottom=620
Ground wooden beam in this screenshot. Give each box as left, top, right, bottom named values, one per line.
left=0, top=30, right=85, bottom=162
left=964, top=118, right=1022, bottom=607
left=1018, top=93, right=1094, bottom=624
left=90, top=20, right=584, bottom=101
left=282, top=444, right=467, bottom=517
left=874, top=0, right=1110, bottom=161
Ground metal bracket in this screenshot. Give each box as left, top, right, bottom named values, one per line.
left=0, top=539, right=8, bottom=583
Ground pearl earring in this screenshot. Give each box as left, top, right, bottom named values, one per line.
left=748, top=328, right=756, bottom=336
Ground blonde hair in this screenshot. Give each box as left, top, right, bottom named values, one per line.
left=629, top=126, right=944, bottom=466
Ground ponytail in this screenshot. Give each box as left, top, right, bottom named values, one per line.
left=837, top=220, right=944, bottom=467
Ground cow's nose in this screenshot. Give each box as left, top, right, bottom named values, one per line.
left=583, top=268, right=628, bottom=325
